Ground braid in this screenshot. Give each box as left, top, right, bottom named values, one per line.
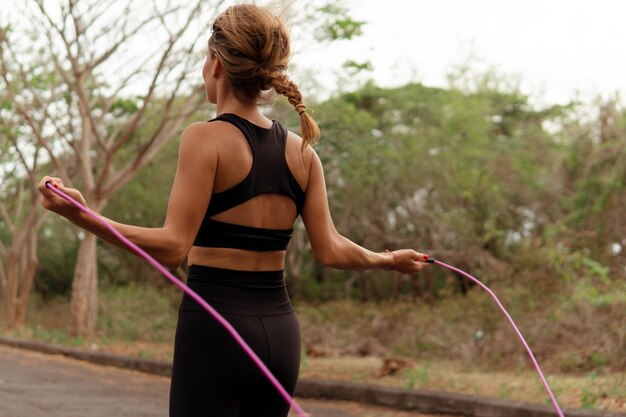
left=268, top=73, right=320, bottom=149
left=209, top=4, right=321, bottom=149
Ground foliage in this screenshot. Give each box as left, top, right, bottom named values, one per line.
left=298, top=79, right=570, bottom=300
left=96, top=282, right=178, bottom=342
left=29, top=75, right=623, bottom=305
left=36, top=220, right=80, bottom=299
left=98, top=138, right=179, bottom=287
left=307, top=3, right=366, bottom=42
left=2, top=1, right=625, bottom=374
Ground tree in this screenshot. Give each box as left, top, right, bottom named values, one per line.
left=0, top=23, right=53, bottom=328
left=304, top=77, right=568, bottom=301
left=0, top=109, right=47, bottom=329
left=1, top=0, right=370, bottom=335
left=1, top=0, right=223, bottom=336
left=554, top=96, right=626, bottom=279
left=0, top=142, right=45, bottom=329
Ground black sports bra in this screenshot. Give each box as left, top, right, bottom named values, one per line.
left=192, top=113, right=305, bottom=251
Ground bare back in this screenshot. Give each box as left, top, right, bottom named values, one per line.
left=188, top=115, right=313, bottom=271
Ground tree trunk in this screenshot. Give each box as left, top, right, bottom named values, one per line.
left=3, top=246, right=39, bottom=329
left=14, top=227, right=38, bottom=327
left=2, top=211, right=41, bottom=330
left=70, top=195, right=108, bottom=338
left=3, top=250, right=18, bottom=327
left=70, top=232, right=99, bottom=337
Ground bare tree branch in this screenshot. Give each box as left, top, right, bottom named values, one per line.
left=95, top=26, right=191, bottom=188
left=102, top=84, right=205, bottom=196
left=0, top=239, right=7, bottom=259
left=96, top=48, right=162, bottom=122
left=68, top=1, right=85, bottom=62
left=0, top=9, right=77, bottom=186
left=10, top=0, right=218, bottom=335
left=0, top=52, right=74, bottom=184
left=53, top=3, right=99, bottom=190
left=0, top=203, right=15, bottom=235
left=87, top=12, right=169, bottom=73
left=81, top=0, right=116, bottom=36
left=0, top=261, right=6, bottom=292
left=15, top=179, right=26, bottom=231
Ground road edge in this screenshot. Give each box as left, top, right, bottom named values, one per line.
left=0, top=336, right=624, bottom=417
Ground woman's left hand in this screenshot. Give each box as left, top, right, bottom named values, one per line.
left=38, top=176, right=87, bottom=219
left=389, top=249, right=430, bottom=274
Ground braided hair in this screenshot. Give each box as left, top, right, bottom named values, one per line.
left=209, top=5, right=320, bottom=149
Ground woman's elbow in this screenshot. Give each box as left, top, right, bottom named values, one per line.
left=311, top=235, right=342, bottom=267
left=157, top=254, right=181, bottom=269
left=313, top=249, right=337, bottom=268
left=162, top=257, right=183, bottom=270
left=159, top=246, right=188, bottom=269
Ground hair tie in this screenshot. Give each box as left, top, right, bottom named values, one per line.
left=295, top=104, right=306, bottom=115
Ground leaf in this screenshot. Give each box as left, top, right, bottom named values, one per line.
left=109, top=97, right=139, bottom=115
left=315, top=3, right=365, bottom=42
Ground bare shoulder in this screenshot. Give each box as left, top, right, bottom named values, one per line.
left=179, top=120, right=244, bottom=157
left=177, top=122, right=230, bottom=170
left=286, top=131, right=315, bottom=165
left=285, top=130, right=317, bottom=187
left=180, top=121, right=231, bottom=143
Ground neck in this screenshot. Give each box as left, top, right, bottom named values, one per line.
left=216, top=91, right=261, bottom=119
left=213, top=79, right=270, bottom=125
left=217, top=102, right=262, bottom=118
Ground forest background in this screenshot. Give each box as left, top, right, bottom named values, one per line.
left=0, top=0, right=624, bottom=412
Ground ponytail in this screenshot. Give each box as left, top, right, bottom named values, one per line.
left=269, top=74, right=320, bottom=149
left=210, top=4, right=320, bottom=149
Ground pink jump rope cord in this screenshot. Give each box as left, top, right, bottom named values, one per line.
left=47, top=182, right=565, bottom=417
left=431, top=259, right=565, bottom=417
left=45, top=182, right=310, bottom=417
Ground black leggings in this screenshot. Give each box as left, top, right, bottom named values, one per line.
left=169, top=266, right=300, bottom=417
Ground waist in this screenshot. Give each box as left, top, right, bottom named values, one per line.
left=193, top=218, right=293, bottom=251
left=187, top=265, right=286, bottom=289
left=188, top=247, right=285, bottom=271
left=179, top=265, right=294, bottom=315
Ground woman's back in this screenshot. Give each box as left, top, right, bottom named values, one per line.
left=187, top=113, right=314, bottom=271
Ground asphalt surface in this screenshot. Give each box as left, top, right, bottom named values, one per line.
left=0, top=344, right=444, bottom=417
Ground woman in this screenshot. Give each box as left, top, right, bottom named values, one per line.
left=39, top=4, right=429, bottom=417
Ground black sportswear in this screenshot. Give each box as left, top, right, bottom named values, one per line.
left=170, top=113, right=304, bottom=417
left=192, top=113, right=305, bottom=252
left=170, top=266, right=300, bottom=417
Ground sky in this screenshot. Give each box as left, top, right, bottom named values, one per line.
left=5, top=0, right=625, bottom=107
left=292, top=0, right=626, bottom=106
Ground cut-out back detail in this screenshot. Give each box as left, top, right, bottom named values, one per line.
left=192, top=113, right=305, bottom=251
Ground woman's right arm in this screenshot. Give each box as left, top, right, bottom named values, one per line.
left=300, top=149, right=428, bottom=274
left=38, top=122, right=219, bottom=269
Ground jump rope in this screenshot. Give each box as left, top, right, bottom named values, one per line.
left=45, top=181, right=565, bottom=417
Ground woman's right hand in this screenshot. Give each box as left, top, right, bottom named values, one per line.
left=387, top=249, right=429, bottom=274
left=38, top=176, right=87, bottom=220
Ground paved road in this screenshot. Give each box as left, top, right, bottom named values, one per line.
left=0, top=345, right=446, bottom=417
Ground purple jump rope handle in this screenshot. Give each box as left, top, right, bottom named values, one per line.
left=430, top=258, right=565, bottom=417
left=44, top=182, right=310, bottom=417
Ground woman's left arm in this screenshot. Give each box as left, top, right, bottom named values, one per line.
left=38, top=122, right=218, bottom=269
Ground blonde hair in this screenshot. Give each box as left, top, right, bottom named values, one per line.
left=209, top=4, right=320, bottom=149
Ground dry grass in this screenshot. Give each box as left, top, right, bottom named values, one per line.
left=294, top=288, right=626, bottom=413
left=299, top=356, right=626, bottom=412
left=1, top=282, right=625, bottom=413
